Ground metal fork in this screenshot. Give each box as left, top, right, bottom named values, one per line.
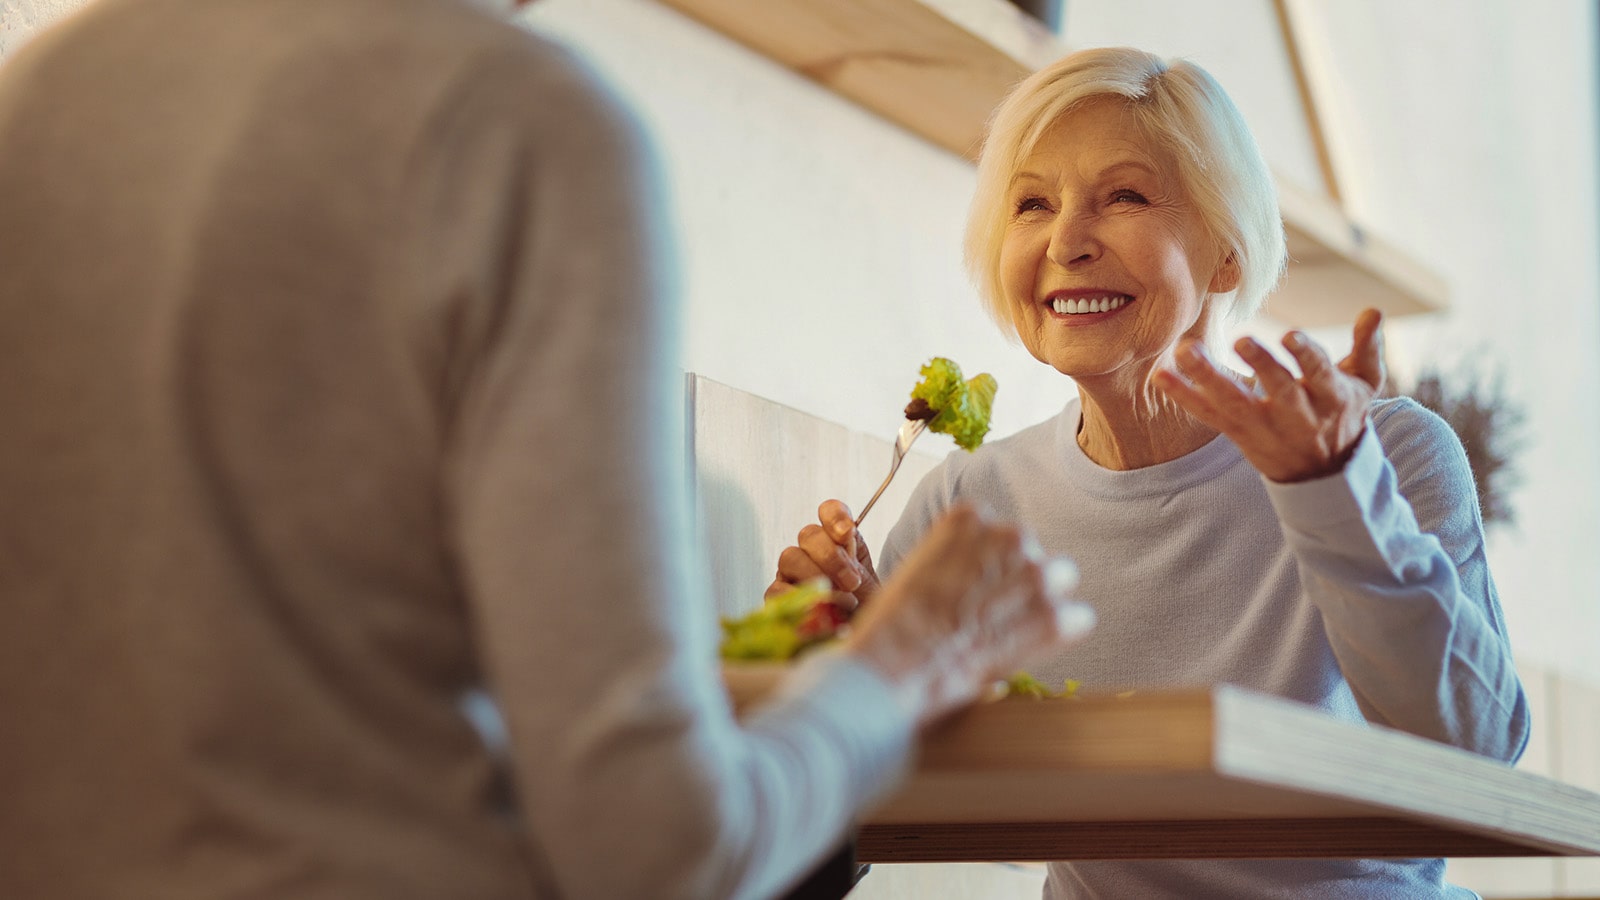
left=853, top=418, right=929, bottom=527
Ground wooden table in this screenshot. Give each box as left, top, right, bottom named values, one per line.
left=725, top=666, right=1600, bottom=864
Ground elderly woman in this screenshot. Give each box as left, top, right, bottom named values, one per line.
left=773, top=47, right=1528, bottom=899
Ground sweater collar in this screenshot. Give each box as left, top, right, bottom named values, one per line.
left=1055, top=398, right=1248, bottom=499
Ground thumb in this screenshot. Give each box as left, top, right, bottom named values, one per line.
left=1340, top=308, right=1385, bottom=392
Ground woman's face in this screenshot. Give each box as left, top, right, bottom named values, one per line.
left=998, top=98, right=1234, bottom=386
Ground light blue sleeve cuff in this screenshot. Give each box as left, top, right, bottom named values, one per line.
left=1263, top=422, right=1389, bottom=534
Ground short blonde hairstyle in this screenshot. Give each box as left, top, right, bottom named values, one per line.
left=965, top=47, right=1285, bottom=337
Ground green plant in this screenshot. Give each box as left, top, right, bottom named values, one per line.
left=1407, top=365, right=1526, bottom=529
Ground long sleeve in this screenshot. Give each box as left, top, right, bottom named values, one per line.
left=431, top=43, right=914, bottom=900
left=869, top=402, right=1517, bottom=897
left=1263, top=398, right=1529, bottom=761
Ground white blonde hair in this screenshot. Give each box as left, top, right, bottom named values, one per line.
left=965, top=47, right=1285, bottom=337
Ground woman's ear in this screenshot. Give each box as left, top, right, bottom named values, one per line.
left=1208, top=253, right=1241, bottom=294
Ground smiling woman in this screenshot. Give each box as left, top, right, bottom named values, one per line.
left=998, top=101, right=1231, bottom=410
left=770, top=45, right=1529, bottom=900
left=967, top=47, right=1284, bottom=341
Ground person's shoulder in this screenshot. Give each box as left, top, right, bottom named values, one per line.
left=1370, top=395, right=1458, bottom=450
left=384, top=6, right=655, bottom=178
left=448, top=12, right=598, bottom=89
left=420, top=9, right=640, bottom=149
left=1369, top=394, right=1474, bottom=489
left=980, top=413, right=1063, bottom=459
left=929, top=410, right=1065, bottom=484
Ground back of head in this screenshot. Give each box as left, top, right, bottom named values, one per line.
left=965, top=46, right=1286, bottom=337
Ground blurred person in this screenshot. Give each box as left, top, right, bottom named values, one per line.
left=0, top=1, right=1093, bottom=898
left=773, top=46, right=1528, bottom=899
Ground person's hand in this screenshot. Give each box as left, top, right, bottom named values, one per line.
left=841, top=505, right=1093, bottom=727
left=768, top=500, right=881, bottom=611
left=1155, top=308, right=1385, bottom=483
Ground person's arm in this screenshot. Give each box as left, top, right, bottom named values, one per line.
left=1263, top=399, right=1528, bottom=761
left=426, top=44, right=917, bottom=900
left=430, top=40, right=1085, bottom=900
left=1157, top=310, right=1526, bottom=761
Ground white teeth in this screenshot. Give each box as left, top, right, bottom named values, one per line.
left=1051, top=295, right=1126, bottom=315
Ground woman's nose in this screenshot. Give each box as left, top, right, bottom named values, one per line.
left=1046, top=210, right=1099, bottom=267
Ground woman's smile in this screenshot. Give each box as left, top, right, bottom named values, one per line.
left=1044, top=289, right=1135, bottom=322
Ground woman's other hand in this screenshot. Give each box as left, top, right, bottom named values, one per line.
left=843, top=505, right=1093, bottom=726
left=1156, top=308, right=1385, bottom=483
left=768, top=500, right=881, bottom=610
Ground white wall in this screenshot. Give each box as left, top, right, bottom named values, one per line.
left=5, top=0, right=1597, bottom=686
left=1314, top=0, right=1600, bottom=688
left=0, top=0, right=83, bottom=56
left=520, top=0, right=1076, bottom=445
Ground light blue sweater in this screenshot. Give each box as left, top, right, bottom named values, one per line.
left=881, top=396, right=1529, bottom=899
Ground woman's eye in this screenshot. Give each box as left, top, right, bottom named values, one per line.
left=1014, top=196, right=1050, bottom=214
left=1109, top=189, right=1149, bottom=205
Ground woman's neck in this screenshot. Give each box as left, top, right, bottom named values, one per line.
left=1074, top=372, right=1219, bottom=471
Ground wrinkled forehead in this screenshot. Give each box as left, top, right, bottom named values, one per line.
left=1014, top=97, right=1181, bottom=186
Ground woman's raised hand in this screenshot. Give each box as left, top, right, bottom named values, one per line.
left=768, top=499, right=882, bottom=609
left=842, top=505, right=1092, bottom=726
left=1156, top=308, right=1386, bottom=483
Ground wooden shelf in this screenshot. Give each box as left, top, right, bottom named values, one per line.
left=656, top=0, right=1448, bottom=328
left=725, top=666, right=1600, bottom=862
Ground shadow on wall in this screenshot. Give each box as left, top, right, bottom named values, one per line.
left=696, top=468, right=766, bottom=619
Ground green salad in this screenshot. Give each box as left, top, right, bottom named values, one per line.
left=721, top=356, right=1056, bottom=698
left=719, top=579, right=842, bottom=662
left=906, top=357, right=997, bottom=452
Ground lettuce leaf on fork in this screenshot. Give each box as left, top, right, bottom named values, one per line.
left=907, top=358, right=997, bottom=452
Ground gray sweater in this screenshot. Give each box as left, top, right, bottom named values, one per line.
left=882, top=396, right=1529, bottom=899
left=0, top=1, right=911, bottom=897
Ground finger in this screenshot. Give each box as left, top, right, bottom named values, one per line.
left=983, top=523, right=1027, bottom=578
left=969, top=548, right=1044, bottom=633
left=829, top=591, right=860, bottom=613
left=818, top=499, right=858, bottom=546
left=1282, top=331, right=1341, bottom=406
left=852, top=533, right=879, bottom=589
left=854, top=533, right=876, bottom=567
left=1340, top=308, right=1385, bottom=391
left=1153, top=366, right=1224, bottom=426
left=1030, top=554, right=1087, bottom=629
left=774, top=543, right=829, bottom=588
left=1019, top=528, right=1046, bottom=564
left=1236, top=336, right=1298, bottom=395
left=846, top=532, right=881, bottom=603
left=765, top=576, right=836, bottom=601
left=984, top=554, right=1092, bottom=651
left=1055, top=598, right=1097, bottom=640
left=1044, top=556, right=1079, bottom=597
left=798, top=523, right=864, bottom=591
left=1175, top=341, right=1257, bottom=408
